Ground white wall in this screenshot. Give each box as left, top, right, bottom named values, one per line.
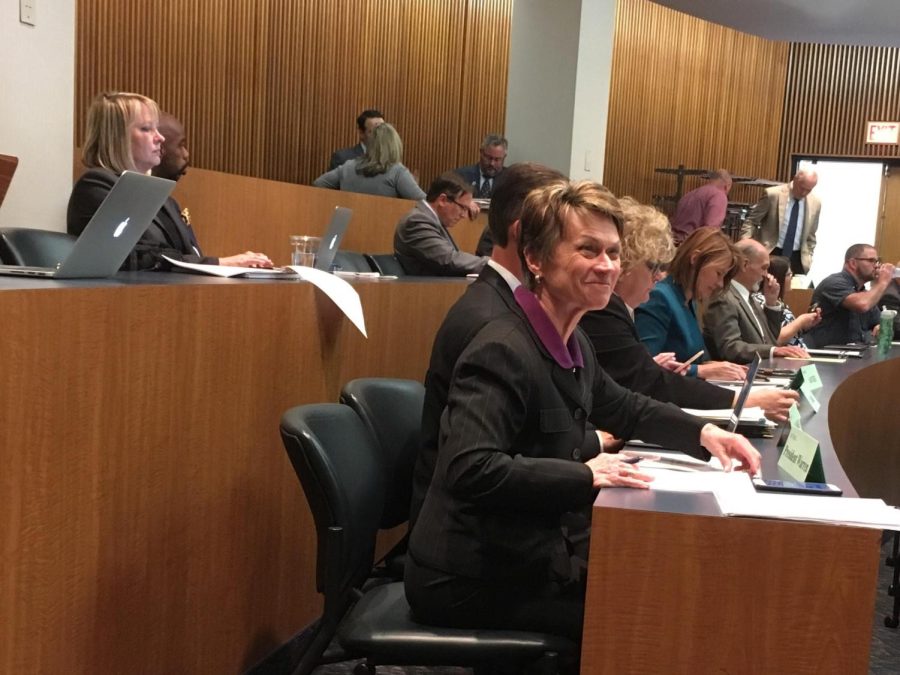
left=0, top=1, right=75, bottom=231
left=505, top=0, right=616, bottom=181
left=569, top=0, right=616, bottom=181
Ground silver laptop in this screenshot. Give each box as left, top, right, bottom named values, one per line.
left=241, top=206, right=352, bottom=278
left=0, top=171, right=175, bottom=278
left=314, top=206, right=352, bottom=272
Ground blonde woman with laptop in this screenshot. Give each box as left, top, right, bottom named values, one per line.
left=67, top=91, right=271, bottom=271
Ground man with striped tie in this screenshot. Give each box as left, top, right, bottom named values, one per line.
left=454, top=134, right=508, bottom=199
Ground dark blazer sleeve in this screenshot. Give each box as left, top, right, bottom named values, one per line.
left=67, top=168, right=116, bottom=236
left=580, top=300, right=733, bottom=409
left=580, top=333, right=709, bottom=461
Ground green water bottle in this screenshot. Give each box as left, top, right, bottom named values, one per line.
left=878, top=306, right=896, bottom=356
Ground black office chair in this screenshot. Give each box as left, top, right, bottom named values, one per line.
left=333, top=250, right=377, bottom=273
left=280, top=404, right=576, bottom=675
left=0, top=227, right=77, bottom=267
left=340, top=378, right=423, bottom=531
left=364, top=253, right=406, bottom=277
left=340, top=378, right=424, bottom=579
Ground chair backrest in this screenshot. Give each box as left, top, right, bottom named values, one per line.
left=365, top=253, right=406, bottom=276
left=0, top=154, right=18, bottom=208
left=280, top=404, right=385, bottom=598
left=340, top=378, right=425, bottom=529
left=333, top=250, right=376, bottom=273
left=0, top=228, right=77, bottom=267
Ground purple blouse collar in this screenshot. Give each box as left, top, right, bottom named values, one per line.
left=514, top=286, right=584, bottom=369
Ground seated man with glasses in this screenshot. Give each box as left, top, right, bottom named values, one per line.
left=804, top=243, right=896, bottom=347
left=394, top=172, right=487, bottom=276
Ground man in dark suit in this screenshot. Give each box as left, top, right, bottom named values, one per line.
left=704, top=239, right=807, bottom=362
left=147, top=113, right=272, bottom=270
left=411, top=162, right=567, bottom=529
left=393, top=173, right=487, bottom=276
left=454, top=133, right=508, bottom=199
left=327, top=109, right=384, bottom=170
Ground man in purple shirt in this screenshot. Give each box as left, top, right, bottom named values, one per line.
left=669, top=169, right=732, bottom=244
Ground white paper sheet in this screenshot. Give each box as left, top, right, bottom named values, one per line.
left=715, top=489, right=900, bottom=530
left=162, top=257, right=368, bottom=337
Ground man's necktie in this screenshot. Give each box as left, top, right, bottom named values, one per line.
left=782, top=199, right=799, bottom=254
left=479, top=178, right=492, bottom=198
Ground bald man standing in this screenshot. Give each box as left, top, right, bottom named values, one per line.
left=740, top=169, right=820, bottom=274
left=704, top=239, right=808, bottom=363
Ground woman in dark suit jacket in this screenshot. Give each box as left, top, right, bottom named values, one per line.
left=67, top=91, right=271, bottom=270
left=405, top=181, right=760, bottom=650
left=633, top=227, right=746, bottom=380
left=580, top=198, right=796, bottom=420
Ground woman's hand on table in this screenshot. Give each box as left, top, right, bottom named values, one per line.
left=699, top=423, right=761, bottom=474
left=586, top=453, right=654, bottom=489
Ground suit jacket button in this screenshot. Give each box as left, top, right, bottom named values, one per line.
left=572, top=448, right=581, bottom=461
left=573, top=409, right=585, bottom=420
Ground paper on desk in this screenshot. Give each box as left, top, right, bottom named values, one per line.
left=162, top=256, right=265, bottom=277
left=784, top=356, right=847, bottom=364
left=644, top=467, right=754, bottom=495
left=681, top=406, right=774, bottom=427
left=161, top=257, right=368, bottom=338
left=715, top=490, right=900, bottom=530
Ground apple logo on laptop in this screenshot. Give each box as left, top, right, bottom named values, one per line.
left=113, top=218, right=130, bottom=238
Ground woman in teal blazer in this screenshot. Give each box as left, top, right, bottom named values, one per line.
left=634, top=228, right=746, bottom=380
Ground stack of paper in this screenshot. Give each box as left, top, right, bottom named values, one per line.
left=715, top=487, right=900, bottom=530
left=635, top=460, right=900, bottom=530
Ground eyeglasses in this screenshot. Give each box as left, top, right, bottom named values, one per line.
left=645, top=261, right=668, bottom=276
left=446, top=195, right=470, bottom=213
left=854, top=257, right=881, bottom=264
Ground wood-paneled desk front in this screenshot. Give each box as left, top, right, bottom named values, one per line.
left=582, top=351, right=899, bottom=674
left=0, top=274, right=469, bottom=674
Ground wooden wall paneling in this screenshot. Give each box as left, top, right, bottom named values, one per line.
left=779, top=43, right=900, bottom=176
left=0, top=278, right=470, bottom=673
left=76, top=0, right=511, bottom=188
left=172, top=167, right=486, bottom=263
left=604, top=0, right=788, bottom=206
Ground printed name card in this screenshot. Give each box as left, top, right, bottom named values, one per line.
left=778, top=427, right=826, bottom=482
left=799, top=381, right=821, bottom=413
left=800, top=364, right=823, bottom=391
left=788, top=402, right=802, bottom=431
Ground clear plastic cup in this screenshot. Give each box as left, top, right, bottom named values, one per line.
left=289, top=235, right=321, bottom=267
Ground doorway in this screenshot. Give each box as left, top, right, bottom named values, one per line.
left=795, top=158, right=884, bottom=285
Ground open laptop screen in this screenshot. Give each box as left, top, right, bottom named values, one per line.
left=727, top=354, right=761, bottom=433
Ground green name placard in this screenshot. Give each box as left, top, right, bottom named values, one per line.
left=800, top=381, right=821, bottom=413
left=778, top=426, right=826, bottom=482
left=788, top=402, right=802, bottom=430
left=800, top=364, right=823, bottom=391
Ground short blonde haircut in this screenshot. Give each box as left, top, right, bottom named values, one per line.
left=618, top=196, right=675, bottom=273
left=356, top=123, right=402, bottom=177
left=518, top=180, right=623, bottom=290
left=82, top=91, right=159, bottom=173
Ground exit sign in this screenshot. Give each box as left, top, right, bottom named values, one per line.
left=865, top=121, right=899, bottom=144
